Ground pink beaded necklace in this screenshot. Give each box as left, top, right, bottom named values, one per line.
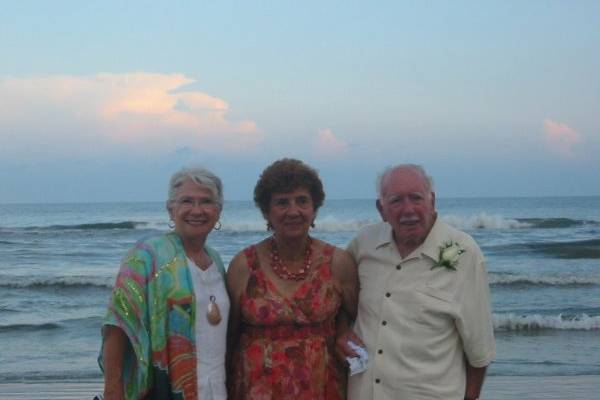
left=269, top=236, right=313, bottom=281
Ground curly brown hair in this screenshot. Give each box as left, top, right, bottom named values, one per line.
left=254, top=158, right=325, bottom=216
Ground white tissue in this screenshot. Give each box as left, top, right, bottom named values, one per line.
left=346, top=340, right=369, bottom=375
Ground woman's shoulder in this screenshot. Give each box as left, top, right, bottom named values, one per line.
left=125, top=232, right=185, bottom=269
left=135, top=232, right=179, bottom=248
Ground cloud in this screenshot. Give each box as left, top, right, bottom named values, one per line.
left=543, top=119, right=582, bottom=159
left=313, top=128, right=350, bottom=158
left=0, top=73, right=262, bottom=162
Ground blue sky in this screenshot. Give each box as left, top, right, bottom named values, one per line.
left=1, top=1, right=599, bottom=202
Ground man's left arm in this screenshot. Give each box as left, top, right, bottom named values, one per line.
left=464, top=363, right=487, bottom=400
left=457, top=246, right=496, bottom=399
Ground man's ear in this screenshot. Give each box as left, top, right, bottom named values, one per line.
left=376, top=199, right=386, bottom=222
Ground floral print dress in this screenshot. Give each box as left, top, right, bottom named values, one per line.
left=231, top=243, right=345, bottom=400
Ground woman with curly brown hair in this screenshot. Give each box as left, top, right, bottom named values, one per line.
left=226, top=158, right=358, bottom=400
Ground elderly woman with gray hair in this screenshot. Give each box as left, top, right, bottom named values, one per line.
left=99, top=167, right=229, bottom=400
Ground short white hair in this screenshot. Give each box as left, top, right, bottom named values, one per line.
left=166, top=166, right=223, bottom=211
left=376, top=164, right=434, bottom=199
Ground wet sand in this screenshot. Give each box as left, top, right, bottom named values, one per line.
left=0, top=375, right=598, bottom=399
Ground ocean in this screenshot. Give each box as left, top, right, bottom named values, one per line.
left=1, top=197, right=599, bottom=384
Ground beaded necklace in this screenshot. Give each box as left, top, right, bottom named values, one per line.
left=269, top=236, right=313, bottom=281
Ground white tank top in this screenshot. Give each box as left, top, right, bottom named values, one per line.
left=187, top=258, right=230, bottom=400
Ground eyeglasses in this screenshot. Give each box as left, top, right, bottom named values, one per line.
left=175, top=196, right=218, bottom=209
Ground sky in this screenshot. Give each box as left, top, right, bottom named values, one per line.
left=1, top=1, right=599, bottom=202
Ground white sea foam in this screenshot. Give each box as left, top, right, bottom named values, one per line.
left=489, top=273, right=600, bottom=286
left=494, top=313, right=600, bottom=331
left=221, top=216, right=377, bottom=232
left=0, top=275, right=113, bottom=289
left=442, top=213, right=530, bottom=230
left=313, top=216, right=377, bottom=232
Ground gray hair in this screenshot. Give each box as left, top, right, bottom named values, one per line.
left=376, top=164, right=434, bottom=199
left=166, top=166, right=224, bottom=211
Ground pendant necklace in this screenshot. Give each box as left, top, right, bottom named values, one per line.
left=206, top=295, right=222, bottom=325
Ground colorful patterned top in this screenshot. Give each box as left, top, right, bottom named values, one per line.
left=230, top=243, right=345, bottom=400
left=99, top=232, right=225, bottom=400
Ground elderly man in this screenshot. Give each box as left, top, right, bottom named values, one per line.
left=338, top=164, right=495, bottom=400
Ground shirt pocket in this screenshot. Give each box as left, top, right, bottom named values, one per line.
left=414, top=286, right=456, bottom=330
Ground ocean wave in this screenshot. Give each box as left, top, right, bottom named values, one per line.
left=516, top=217, right=599, bottom=229
left=489, top=273, right=600, bottom=287
left=442, top=213, right=530, bottom=230
left=0, top=275, right=113, bottom=289
left=0, top=316, right=102, bottom=334
left=494, top=313, right=600, bottom=331
left=490, top=239, right=600, bottom=259
left=0, top=370, right=102, bottom=383
left=44, top=221, right=146, bottom=230
left=442, top=214, right=598, bottom=230
left=313, top=216, right=377, bottom=232
left=220, top=216, right=377, bottom=233
left=0, top=322, right=61, bottom=333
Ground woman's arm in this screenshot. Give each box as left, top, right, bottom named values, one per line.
left=331, top=248, right=363, bottom=363
left=102, top=325, right=128, bottom=400
left=331, top=248, right=358, bottom=321
left=225, top=251, right=250, bottom=383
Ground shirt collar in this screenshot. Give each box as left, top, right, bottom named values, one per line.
left=418, top=217, right=445, bottom=261
left=375, top=222, right=394, bottom=249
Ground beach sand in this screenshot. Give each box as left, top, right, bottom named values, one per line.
left=0, top=376, right=598, bottom=399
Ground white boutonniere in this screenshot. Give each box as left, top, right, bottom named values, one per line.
left=431, top=241, right=465, bottom=271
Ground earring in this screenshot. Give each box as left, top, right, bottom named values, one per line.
left=214, top=221, right=222, bottom=231
left=267, top=222, right=273, bottom=231
left=311, top=221, right=315, bottom=228
left=168, top=220, right=175, bottom=229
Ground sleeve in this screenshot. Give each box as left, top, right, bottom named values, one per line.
left=455, top=249, right=496, bottom=367
left=98, top=244, right=154, bottom=399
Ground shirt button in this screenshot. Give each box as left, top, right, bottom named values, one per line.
left=378, top=349, right=383, bottom=354
left=396, top=264, right=401, bottom=270
left=375, top=378, right=381, bottom=384
left=382, top=320, right=387, bottom=326
left=385, top=292, right=391, bottom=297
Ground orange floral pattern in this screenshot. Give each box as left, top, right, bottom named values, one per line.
left=230, top=243, right=345, bottom=400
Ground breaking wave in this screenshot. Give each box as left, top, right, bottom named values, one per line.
left=0, top=275, right=113, bottom=289
left=489, top=273, right=600, bottom=287
left=494, top=313, right=600, bottom=331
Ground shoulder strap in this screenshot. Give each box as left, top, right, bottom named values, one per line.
left=205, top=245, right=226, bottom=278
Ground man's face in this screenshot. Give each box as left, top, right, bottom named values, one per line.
left=377, top=167, right=436, bottom=250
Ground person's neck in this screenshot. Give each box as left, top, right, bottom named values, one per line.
left=272, top=234, right=310, bottom=261
left=180, top=236, right=207, bottom=258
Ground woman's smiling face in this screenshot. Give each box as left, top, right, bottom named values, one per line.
left=169, top=179, right=221, bottom=242
left=266, top=187, right=315, bottom=240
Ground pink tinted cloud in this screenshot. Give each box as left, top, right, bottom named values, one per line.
left=543, top=119, right=582, bottom=158
left=314, top=129, right=350, bottom=158
left=0, top=73, right=262, bottom=160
